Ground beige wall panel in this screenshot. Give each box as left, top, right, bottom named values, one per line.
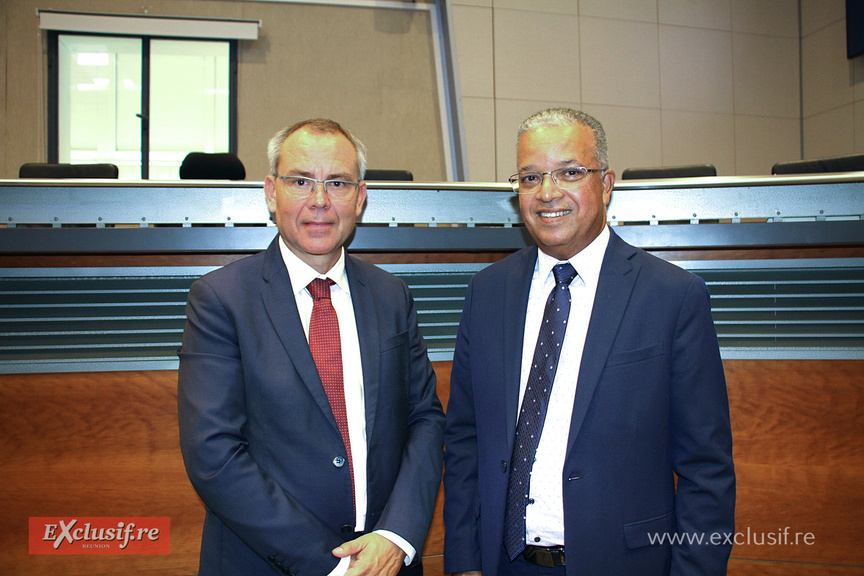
left=2, top=0, right=855, bottom=181
left=0, top=1, right=8, bottom=177
left=853, top=56, right=864, bottom=102
left=1, top=0, right=446, bottom=181
left=733, top=32, right=800, bottom=118
left=580, top=17, right=661, bottom=109
left=659, top=25, right=734, bottom=114
left=800, top=0, right=845, bottom=37
left=5, top=1, right=49, bottom=175
left=492, top=0, right=578, bottom=15
left=855, top=100, right=864, bottom=153
left=731, top=0, right=799, bottom=37
left=237, top=3, right=444, bottom=181
left=451, top=0, right=492, bottom=7
left=451, top=4, right=494, bottom=99
left=802, top=19, right=854, bottom=118
left=579, top=0, right=658, bottom=23
left=734, top=115, right=801, bottom=176
left=581, top=104, right=662, bottom=174
left=460, top=96, right=497, bottom=181
left=803, top=104, right=855, bottom=158
left=492, top=9, right=580, bottom=103
left=659, top=0, right=732, bottom=30
left=661, top=109, right=736, bottom=174
left=451, top=1, right=805, bottom=178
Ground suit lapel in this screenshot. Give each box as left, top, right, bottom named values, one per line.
left=260, top=237, right=340, bottom=433
left=503, top=246, right=537, bottom=447
left=566, top=230, right=639, bottom=455
left=345, top=256, right=380, bottom=444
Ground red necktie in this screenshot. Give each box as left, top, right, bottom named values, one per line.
left=307, top=278, right=355, bottom=513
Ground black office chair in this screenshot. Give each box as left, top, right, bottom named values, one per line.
left=771, top=153, right=864, bottom=175
left=179, top=152, right=246, bottom=180
left=363, top=169, right=413, bottom=181
left=620, top=164, right=717, bottom=180
left=19, top=162, right=119, bottom=179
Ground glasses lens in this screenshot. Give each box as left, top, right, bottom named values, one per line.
left=324, top=180, right=356, bottom=196
left=282, top=177, right=314, bottom=195
left=552, top=167, right=588, bottom=187
left=510, top=168, right=597, bottom=194
left=279, top=177, right=358, bottom=198
left=510, top=172, right=541, bottom=194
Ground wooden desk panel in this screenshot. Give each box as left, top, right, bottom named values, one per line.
left=728, top=561, right=864, bottom=576
left=725, top=360, right=864, bottom=568
left=0, top=363, right=450, bottom=575
left=3, top=359, right=862, bottom=575
left=0, top=370, right=201, bottom=575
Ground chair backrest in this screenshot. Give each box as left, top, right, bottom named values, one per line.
left=771, top=153, right=864, bottom=175
left=364, top=169, right=413, bottom=181
left=179, top=152, right=246, bottom=180
left=19, top=163, right=119, bottom=179
left=620, top=164, right=717, bottom=180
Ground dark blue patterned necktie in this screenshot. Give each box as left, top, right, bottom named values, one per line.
left=503, top=262, right=578, bottom=561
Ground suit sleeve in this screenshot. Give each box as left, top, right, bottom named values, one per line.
left=372, top=280, right=446, bottom=554
left=669, top=275, right=736, bottom=574
left=177, top=277, right=342, bottom=576
left=442, top=279, right=484, bottom=573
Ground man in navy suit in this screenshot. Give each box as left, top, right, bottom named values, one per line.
left=442, top=108, right=735, bottom=575
left=178, top=119, right=445, bottom=576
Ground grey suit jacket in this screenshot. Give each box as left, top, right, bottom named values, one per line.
left=179, top=237, right=445, bottom=576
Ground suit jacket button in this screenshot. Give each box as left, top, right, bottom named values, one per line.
left=333, top=456, right=346, bottom=467
left=500, top=460, right=508, bottom=472
left=341, top=524, right=354, bottom=534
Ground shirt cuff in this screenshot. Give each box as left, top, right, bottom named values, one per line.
left=327, top=555, right=351, bottom=576
left=374, top=530, right=416, bottom=565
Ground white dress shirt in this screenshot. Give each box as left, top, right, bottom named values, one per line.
left=277, top=238, right=414, bottom=574
left=518, top=226, right=610, bottom=547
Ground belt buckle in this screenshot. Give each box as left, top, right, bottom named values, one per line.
left=523, top=545, right=565, bottom=567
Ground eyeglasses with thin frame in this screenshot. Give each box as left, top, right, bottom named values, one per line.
left=508, top=166, right=606, bottom=194
left=273, top=175, right=361, bottom=199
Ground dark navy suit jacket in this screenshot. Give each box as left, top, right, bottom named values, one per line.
left=443, top=230, right=735, bottom=575
left=178, top=237, right=445, bottom=576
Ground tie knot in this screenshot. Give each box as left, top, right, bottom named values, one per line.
left=308, top=278, right=335, bottom=301
left=552, top=262, right=577, bottom=287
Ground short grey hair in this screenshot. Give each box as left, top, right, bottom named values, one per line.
left=517, top=108, right=610, bottom=169
left=267, top=118, right=368, bottom=179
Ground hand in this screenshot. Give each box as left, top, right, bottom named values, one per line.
left=333, top=533, right=407, bottom=576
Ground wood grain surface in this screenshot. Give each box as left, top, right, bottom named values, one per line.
left=1, top=359, right=861, bottom=575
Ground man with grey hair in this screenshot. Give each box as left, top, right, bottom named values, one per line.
left=443, top=108, right=735, bottom=575
left=179, top=118, right=444, bottom=576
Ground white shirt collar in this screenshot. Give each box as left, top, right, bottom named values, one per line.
left=536, top=225, right=610, bottom=287
left=277, top=236, right=350, bottom=296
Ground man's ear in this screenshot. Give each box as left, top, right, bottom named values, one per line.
left=603, top=170, right=615, bottom=206
left=602, top=169, right=615, bottom=206
left=354, top=181, right=368, bottom=217
left=264, top=175, right=277, bottom=213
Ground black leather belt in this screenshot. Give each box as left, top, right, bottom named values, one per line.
left=522, top=545, right=565, bottom=567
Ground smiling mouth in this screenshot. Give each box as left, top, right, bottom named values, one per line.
left=538, top=210, right=571, bottom=218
